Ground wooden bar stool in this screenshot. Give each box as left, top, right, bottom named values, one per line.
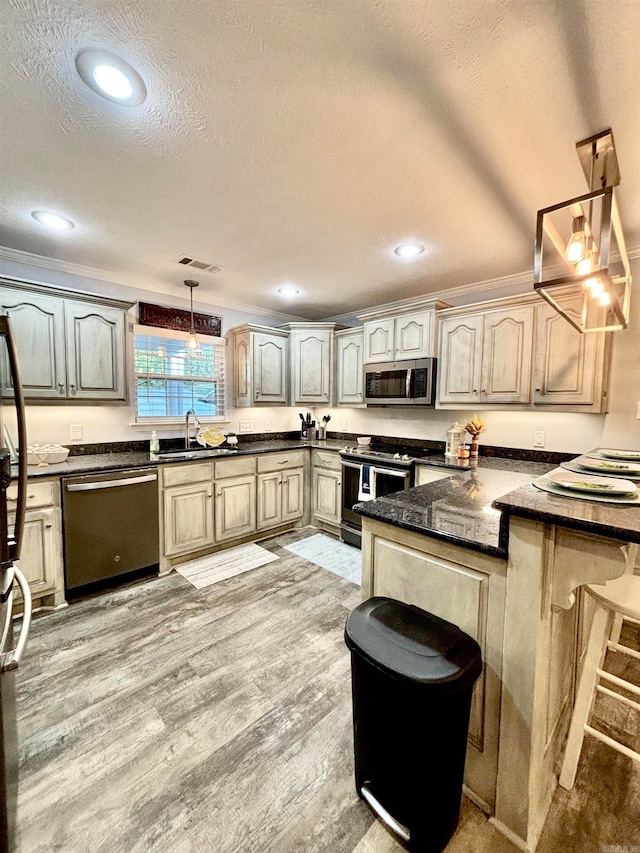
left=559, top=572, right=640, bottom=790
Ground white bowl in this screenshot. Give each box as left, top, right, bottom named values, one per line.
left=356, top=436, right=372, bottom=446
left=27, top=445, right=70, bottom=465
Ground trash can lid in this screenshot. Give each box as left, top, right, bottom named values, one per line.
left=344, top=597, right=482, bottom=690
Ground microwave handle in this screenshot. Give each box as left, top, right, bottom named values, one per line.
left=405, top=367, right=413, bottom=399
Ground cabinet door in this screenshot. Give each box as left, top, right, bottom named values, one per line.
left=1, top=292, right=66, bottom=398
left=10, top=508, right=59, bottom=599
left=336, top=332, right=364, bottom=405
left=292, top=329, right=331, bottom=404
left=65, top=302, right=126, bottom=400
left=438, top=314, right=483, bottom=405
left=256, top=471, right=282, bottom=531
left=253, top=333, right=287, bottom=404
left=282, top=468, right=304, bottom=523
left=234, top=331, right=251, bottom=407
left=312, top=468, right=341, bottom=526
left=214, top=475, right=257, bottom=542
left=164, top=482, right=214, bottom=557
left=534, top=299, right=604, bottom=407
left=363, top=319, right=394, bottom=363
left=394, top=310, right=434, bottom=359
left=480, top=306, right=533, bottom=404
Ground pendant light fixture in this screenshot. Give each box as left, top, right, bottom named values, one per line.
left=184, top=280, right=199, bottom=352
left=534, top=129, right=631, bottom=333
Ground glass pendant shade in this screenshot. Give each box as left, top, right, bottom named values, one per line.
left=184, top=280, right=200, bottom=353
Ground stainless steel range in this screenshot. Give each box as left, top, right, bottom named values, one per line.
left=339, top=445, right=439, bottom=548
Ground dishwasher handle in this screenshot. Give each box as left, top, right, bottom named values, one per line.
left=66, top=473, right=157, bottom=492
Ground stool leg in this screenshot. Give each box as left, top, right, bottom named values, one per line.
left=610, top=612, right=624, bottom=645
left=559, top=603, right=613, bottom=790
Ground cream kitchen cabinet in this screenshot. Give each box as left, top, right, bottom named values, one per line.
left=438, top=302, right=534, bottom=406
left=357, top=300, right=448, bottom=365
left=7, top=480, right=64, bottom=608
left=213, top=456, right=258, bottom=543
left=533, top=292, right=612, bottom=411
left=256, top=450, right=305, bottom=531
left=335, top=328, right=365, bottom=406
left=281, top=323, right=338, bottom=405
left=162, top=463, right=215, bottom=558
left=0, top=279, right=131, bottom=401
left=230, top=324, right=289, bottom=406
left=311, top=449, right=342, bottom=529
left=414, top=466, right=455, bottom=486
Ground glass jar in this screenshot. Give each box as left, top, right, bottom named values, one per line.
left=446, top=422, right=466, bottom=458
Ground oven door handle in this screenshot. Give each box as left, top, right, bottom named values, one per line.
left=340, top=461, right=363, bottom=470
left=371, top=467, right=410, bottom=479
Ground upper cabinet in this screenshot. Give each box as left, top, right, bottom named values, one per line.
left=231, top=324, right=289, bottom=406
left=437, top=291, right=612, bottom=412
left=357, top=299, right=450, bottom=364
left=0, top=280, right=131, bottom=401
left=533, top=293, right=611, bottom=411
left=335, top=328, right=364, bottom=406
left=281, top=323, right=338, bottom=406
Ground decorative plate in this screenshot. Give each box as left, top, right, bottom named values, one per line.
left=196, top=427, right=225, bottom=447
left=548, top=470, right=637, bottom=496
left=597, top=448, right=640, bottom=461
left=572, top=455, right=640, bottom=475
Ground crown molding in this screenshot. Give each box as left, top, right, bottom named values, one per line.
left=0, top=245, right=305, bottom=324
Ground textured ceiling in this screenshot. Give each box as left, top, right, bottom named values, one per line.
left=1, top=0, right=639, bottom=320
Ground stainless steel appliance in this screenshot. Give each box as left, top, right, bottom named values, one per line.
left=62, top=469, right=159, bottom=597
left=340, top=446, right=429, bottom=548
left=0, top=316, right=30, bottom=853
left=363, top=358, right=437, bottom=406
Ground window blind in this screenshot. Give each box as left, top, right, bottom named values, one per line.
left=134, top=325, right=226, bottom=422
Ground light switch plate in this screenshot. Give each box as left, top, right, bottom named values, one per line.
left=533, top=430, right=546, bottom=448
left=70, top=424, right=83, bottom=441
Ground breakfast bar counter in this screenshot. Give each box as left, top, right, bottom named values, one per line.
left=356, top=459, right=638, bottom=852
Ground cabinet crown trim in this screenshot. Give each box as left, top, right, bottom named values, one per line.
left=356, top=297, right=450, bottom=322
left=0, top=277, right=134, bottom=311
left=229, top=323, right=290, bottom=338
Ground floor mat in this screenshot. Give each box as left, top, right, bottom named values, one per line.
left=283, top=533, right=361, bottom=585
left=175, top=543, right=279, bottom=589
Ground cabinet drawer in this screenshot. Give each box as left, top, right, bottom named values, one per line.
left=214, top=456, right=256, bottom=479
left=312, top=449, right=341, bottom=471
left=257, top=450, right=306, bottom=473
left=7, top=481, right=55, bottom=509
left=162, top=462, right=213, bottom=487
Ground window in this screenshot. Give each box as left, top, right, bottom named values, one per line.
left=134, top=326, right=226, bottom=422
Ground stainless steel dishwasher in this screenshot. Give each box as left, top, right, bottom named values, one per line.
left=62, top=468, right=159, bottom=595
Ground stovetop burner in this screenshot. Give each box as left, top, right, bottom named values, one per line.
left=339, top=445, right=441, bottom=466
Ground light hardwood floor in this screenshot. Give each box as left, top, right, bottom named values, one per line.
left=16, top=528, right=640, bottom=852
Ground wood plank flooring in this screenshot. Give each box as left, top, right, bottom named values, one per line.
left=15, top=527, right=640, bottom=852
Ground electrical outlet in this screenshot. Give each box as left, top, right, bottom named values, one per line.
left=264, top=419, right=272, bottom=431
left=239, top=420, right=253, bottom=433
left=341, top=419, right=348, bottom=432
left=70, top=424, right=83, bottom=441
left=533, top=430, right=546, bottom=448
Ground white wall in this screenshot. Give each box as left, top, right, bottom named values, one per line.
left=2, top=254, right=638, bottom=454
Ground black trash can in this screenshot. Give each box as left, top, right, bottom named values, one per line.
left=344, top=596, right=482, bottom=853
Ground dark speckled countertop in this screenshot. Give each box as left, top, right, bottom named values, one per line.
left=355, top=458, right=555, bottom=558
left=12, top=439, right=346, bottom=480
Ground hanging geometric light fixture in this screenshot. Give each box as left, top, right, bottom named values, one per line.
left=533, top=129, right=631, bottom=333
left=184, top=279, right=200, bottom=352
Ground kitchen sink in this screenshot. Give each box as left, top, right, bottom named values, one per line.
left=154, top=448, right=238, bottom=460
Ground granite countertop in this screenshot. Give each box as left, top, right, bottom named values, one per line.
left=12, top=438, right=346, bottom=480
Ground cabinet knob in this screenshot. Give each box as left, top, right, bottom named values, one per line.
left=536, top=387, right=545, bottom=395
left=70, top=383, right=76, bottom=393
left=481, top=388, right=486, bottom=393
left=45, top=523, right=52, bottom=529
left=216, top=491, right=222, bottom=497
left=58, top=382, right=65, bottom=393
left=473, top=389, right=477, bottom=393
left=256, top=390, right=260, bottom=396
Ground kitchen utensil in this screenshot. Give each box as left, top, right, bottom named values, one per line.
left=548, top=470, right=637, bottom=496
left=357, top=436, right=372, bottom=446
left=27, top=444, right=69, bottom=465
left=322, top=414, right=331, bottom=425
left=196, top=426, right=225, bottom=447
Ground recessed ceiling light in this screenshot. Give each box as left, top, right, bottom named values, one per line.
left=278, top=285, right=300, bottom=297
left=75, top=49, right=147, bottom=106
left=394, top=243, right=425, bottom=258
left=31, top=211, right=75, bottom=231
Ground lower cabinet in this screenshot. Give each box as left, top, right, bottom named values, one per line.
left=214, top=474, right=257, bottom=542
left=257, top=468, right=304, bottom=531
left=311, top=450, right=342, bottom=528
left=163, top=480, right=214, bottom=557
left=7, top=480, right=64, bottom=608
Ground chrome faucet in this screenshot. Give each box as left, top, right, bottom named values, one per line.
left=185, top=409, right=200, bottom=448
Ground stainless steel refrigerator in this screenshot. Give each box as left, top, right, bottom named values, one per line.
left=0, top=315, right=30, bottom=852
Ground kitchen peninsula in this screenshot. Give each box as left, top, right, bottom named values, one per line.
left=356, top=458, right=639, bottom=852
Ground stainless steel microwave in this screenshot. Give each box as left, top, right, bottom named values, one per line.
left=363, top=358, right=437, bottom=406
